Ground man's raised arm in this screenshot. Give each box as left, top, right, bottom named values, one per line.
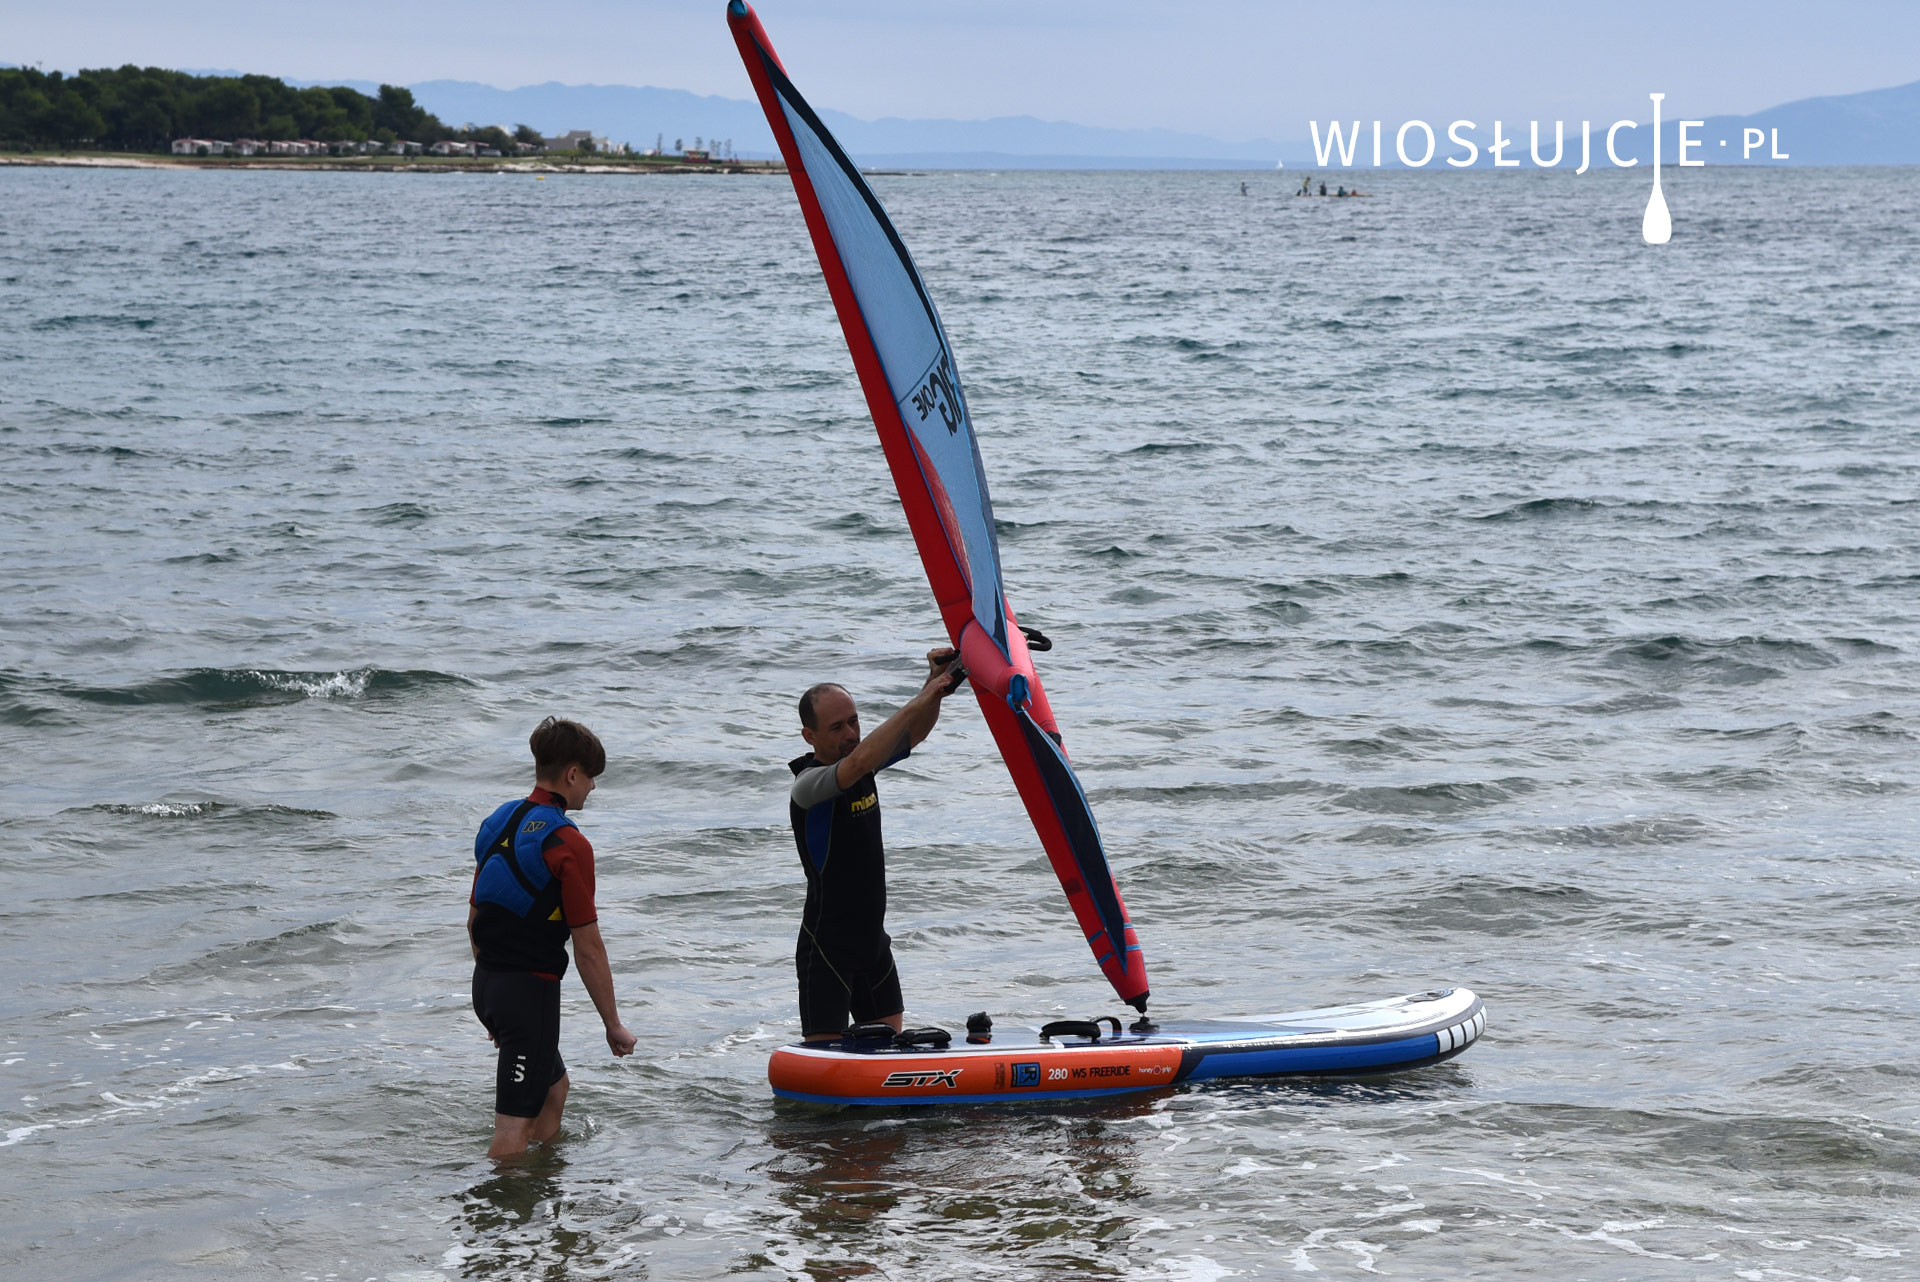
left=833, top=649, right=961, bottom=789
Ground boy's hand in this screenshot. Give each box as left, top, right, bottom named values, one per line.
left=606, top=1023, right=636, bottom=1057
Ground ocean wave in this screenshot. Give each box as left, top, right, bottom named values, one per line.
left=1604, top=634, right=1841, bottom=685
left=1474, top=496, right=1605, bottom=521
left=1509, top=815, right=1713, bottom=847
left=993, top=516, right=1057, bottom=538
left=72, top=801, right=337, bottom=822
left=816, top=511, right=894, bottom=537
left=53, top=666, right=472, bottom=708
left=362, top=501, right=431, bottom=525
left=29, top=313, right=157, bottom=331
left=1364, top=874, right=1621, bottom=936
left=0, top=672, right=76, bottom=728
left=46, top=442, right=146, bottom=458
left=1123, top=440, right=1217, bottom=455
left=1328, top=776, right=1537, bottom=816
left=147, top=918, right=357, bottom=982
left=1094, top=779, right=1325, bottom=805
left=161, top=549, right=243, bottom=564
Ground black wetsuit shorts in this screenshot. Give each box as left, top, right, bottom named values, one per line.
left=472, top=964, right=567, bottom=1118
left=796, top=931, right=903, bottom=1037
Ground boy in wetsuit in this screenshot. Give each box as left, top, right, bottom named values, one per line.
left=468, top=717, right=635, bottom=1159
left=788, top=650, right=961, bottom=1040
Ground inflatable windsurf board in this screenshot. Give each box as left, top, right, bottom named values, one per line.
left=771, top=988, right=1486, bottom=1106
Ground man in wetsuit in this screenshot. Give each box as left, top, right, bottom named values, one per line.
left=788, top=649, right=962, bottom=1041
left=468, top=717, right=635, bottom=1159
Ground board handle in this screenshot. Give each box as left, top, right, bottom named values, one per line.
left=1039, top=1019, right=1104, bottom=1042
left=843, top=1022, right=898, bottom=1045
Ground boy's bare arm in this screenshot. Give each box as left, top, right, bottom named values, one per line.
left=570, top=921, right=636, bottom=1057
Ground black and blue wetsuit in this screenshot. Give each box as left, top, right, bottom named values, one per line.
left=788, top=738, right=911, bottom=1035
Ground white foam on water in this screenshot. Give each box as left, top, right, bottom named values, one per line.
left=254, top=667, right=374, bottom=700
left=0, top=1060, right=297, bottom=1148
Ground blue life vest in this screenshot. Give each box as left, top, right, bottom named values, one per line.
left=471, top=798, right=577, bottom=976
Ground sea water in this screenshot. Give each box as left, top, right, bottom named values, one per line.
left=1, top=163, right=1916, bottom=1279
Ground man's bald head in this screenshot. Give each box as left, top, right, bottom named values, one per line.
left=798, top=682, right=848, bottom=730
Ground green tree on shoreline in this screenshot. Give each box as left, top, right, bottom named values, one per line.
left=0, top=66, right=455, bottom=150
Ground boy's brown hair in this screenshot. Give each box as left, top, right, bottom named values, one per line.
left=529, top=717, right=606, bottom=780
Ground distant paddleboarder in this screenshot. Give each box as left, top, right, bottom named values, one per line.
left=787, top=651, right=962, bottom=1041
left=468, top=717, right=635, bottom=1159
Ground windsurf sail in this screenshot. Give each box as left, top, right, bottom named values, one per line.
left=728, top=0, right=1149, bottom=1011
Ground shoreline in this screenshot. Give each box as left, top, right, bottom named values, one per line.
left=0, top=152, right=784, bottom=176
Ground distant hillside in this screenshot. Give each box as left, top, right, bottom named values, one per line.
left=0, top=65, right=454, bottom=151
left=21, top=60, right=1916, bottom=167
left=378, top=78, right=1299, bottom=167
left=393, top=75, right=1920, bottom=169
left=1692, top=77, right=1920, bottom=165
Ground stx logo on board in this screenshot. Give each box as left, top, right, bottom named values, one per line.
left=881, top=1069, right=960, bottom=1089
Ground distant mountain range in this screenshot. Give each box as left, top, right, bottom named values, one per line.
left=1686, top=77, right=1920, bottom=165
left=32, top=62, right=1920, bottom=167
left=388, top=75, right=1920, bottom=168
left=298, top=77, right=1293, bottom=168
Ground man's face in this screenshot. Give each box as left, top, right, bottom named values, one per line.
left=553, top=764, right=596, bottom=810
left=801, top=687, right=860, bottom=766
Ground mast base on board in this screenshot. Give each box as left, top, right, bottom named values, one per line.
left=769, top=988, right=1485, bottom=1106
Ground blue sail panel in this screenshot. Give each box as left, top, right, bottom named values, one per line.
left=768, top=77, right=1008, bottom=654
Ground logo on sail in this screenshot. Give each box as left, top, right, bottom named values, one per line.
left=909, top=353, right=964, bottom=436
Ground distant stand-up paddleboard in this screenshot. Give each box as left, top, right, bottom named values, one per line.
left=728, top=0, right=1485, bottom=1105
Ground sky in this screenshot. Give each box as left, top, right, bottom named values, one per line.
left=8, top=0, right=1920, bottom=139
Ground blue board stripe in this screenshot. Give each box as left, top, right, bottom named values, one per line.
left=1179, top=1033, right=1443, bottom=1081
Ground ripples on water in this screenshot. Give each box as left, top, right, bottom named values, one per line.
left=1, top=163, right=1916, bottom=1279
